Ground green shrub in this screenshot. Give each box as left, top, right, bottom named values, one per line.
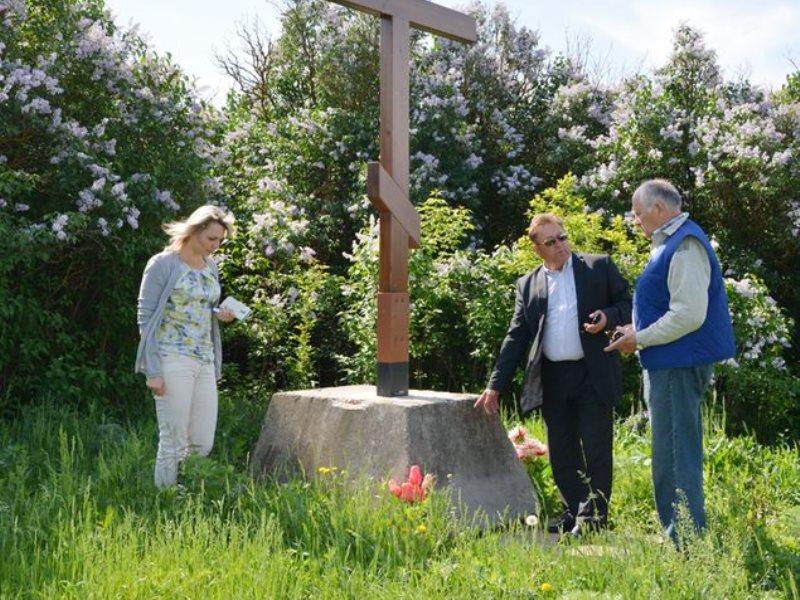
left=0, top=0, right=220, bottom=409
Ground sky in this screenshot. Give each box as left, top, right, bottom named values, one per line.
left=104, top=0, right=800, bottom=105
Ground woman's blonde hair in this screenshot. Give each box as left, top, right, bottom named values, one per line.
left=162, top=205, right=235, bottom=252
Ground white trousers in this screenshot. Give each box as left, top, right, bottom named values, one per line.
left=154, top=353, right=218, bottom=488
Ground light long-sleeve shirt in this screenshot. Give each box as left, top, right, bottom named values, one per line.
left=542, top=255, right=585, bottom=361
left=636, top=213, right=711, bottom=349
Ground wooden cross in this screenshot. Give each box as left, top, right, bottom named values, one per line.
left=329, top=0, right=476, bottom=396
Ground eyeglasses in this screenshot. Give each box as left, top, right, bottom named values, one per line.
left=536, top=233, right=569, bottom=247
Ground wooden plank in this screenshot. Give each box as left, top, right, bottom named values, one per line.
left=377, top=292, right=409, bottom=362
left=380, top=216, right=409, bottom=291
left=330, top=0, right=477, bottom=43
left=367, top=162, right=420, bottom=248
left=380, top=15, right=409, bottom=193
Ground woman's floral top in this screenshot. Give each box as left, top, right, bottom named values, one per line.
left=157, top=263, right=220, bottom=363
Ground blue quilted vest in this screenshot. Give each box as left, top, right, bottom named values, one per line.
left=634, top=219, right=735, bottom=369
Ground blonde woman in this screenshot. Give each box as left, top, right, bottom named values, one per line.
left=135, top=205, right=236, bottom=488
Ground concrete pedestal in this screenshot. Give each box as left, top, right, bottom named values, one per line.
left=251, top=385, right=538, bottom=527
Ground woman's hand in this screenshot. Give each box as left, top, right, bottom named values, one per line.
left=214, top=307, right=235, bottom=323
left=146, top=377, right=166, bottom=396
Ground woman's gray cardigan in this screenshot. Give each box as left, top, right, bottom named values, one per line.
left=135, top=251, right=223, bottom=381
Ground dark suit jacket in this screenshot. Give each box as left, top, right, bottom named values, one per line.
left=488, top=252, right=632, bottom=416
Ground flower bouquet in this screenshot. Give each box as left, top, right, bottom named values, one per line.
left=507, top=425, right=548, bottom=460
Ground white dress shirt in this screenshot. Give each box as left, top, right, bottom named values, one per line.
left=542, top=255, right=585, bottom=362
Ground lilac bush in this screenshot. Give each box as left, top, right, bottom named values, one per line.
left=0, top=0, right=221, bottom=403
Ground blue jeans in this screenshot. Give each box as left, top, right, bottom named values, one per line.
left=643, top=364, right=713, bottom=540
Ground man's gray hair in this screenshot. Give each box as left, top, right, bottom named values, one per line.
left=632, top=179, right=682, bottom=210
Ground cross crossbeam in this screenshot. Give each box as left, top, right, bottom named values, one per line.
left=332, top=0, right=476, bottom=42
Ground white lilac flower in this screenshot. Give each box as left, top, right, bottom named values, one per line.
left=659, top=123, right=683, bottom=142
left=733, top=278, right=755, bottom=298
left=87, top=164, right=108, bottom=178
left=299, top=246, right=316, bottom=262
left=123, top=206, right=140, bottom=229
left=130, top=173, right=149, bottom=183
left=257, top=177, right=281, bottom=192
left=155, top=190, right=179, bottom=211
left=770, top=149, right=792, bottom=166
left=51, top=213, right=68, bottom=230
left=63, top=121, right=88, bottom=139
left=77, top=190, right=94, bottom=212
left=558, top=125, right=588, bottom=143
left=22, top=97, right=51, bottom=114
left=647, top=148, right=663, bottom=160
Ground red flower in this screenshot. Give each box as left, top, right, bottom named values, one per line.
left=388, top=465, right=435, bottom=503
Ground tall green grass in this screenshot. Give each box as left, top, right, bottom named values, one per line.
left=0, top=397, right=797, bottom=599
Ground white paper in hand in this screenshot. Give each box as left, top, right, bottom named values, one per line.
left=218, top=296, right=251, bottom=321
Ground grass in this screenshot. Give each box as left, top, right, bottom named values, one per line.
left=0, top=391, right=797, bottom=599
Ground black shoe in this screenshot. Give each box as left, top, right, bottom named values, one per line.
left=566, top=516, right=607, bottom=538
left=547, top=513, right=575, bottom=534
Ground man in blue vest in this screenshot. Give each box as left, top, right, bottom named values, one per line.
left=606, top=179, right=735, bottom=543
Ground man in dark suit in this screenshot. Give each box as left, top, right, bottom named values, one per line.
left=474, top=213, right=632, bottom=537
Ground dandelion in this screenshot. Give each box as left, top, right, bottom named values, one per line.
left=416, top=524, right=427, bottom=534
left=524, top=514, right=539, bottom=528
left=540, top=582, right=553, bottom=593
left=317, top=466, right=338, bottom=475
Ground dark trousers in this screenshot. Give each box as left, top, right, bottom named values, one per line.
left=541, top=358, right=613, bottom=522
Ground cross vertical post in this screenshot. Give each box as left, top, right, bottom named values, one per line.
left=375, top=13, right=410, bottom=395
left=329, top=0, right=476, bottom=396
